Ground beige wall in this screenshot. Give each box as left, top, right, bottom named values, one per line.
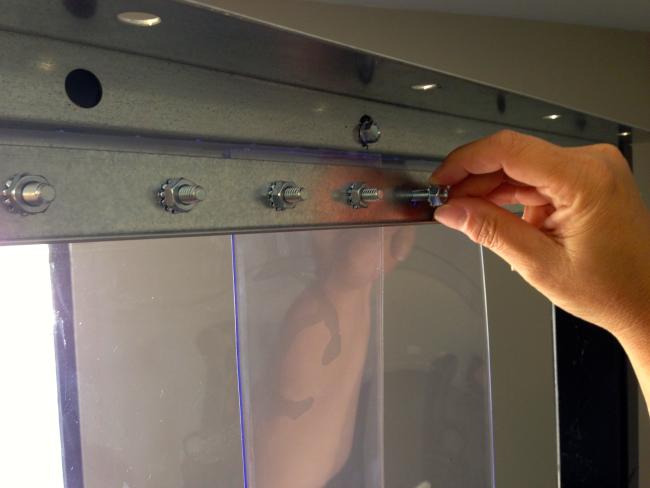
left=184, top=0, right=650, bottom=130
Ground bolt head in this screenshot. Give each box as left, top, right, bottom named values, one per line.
left=159, top=177, right=204, bottom=213
left=267, top=181, right=302, bottom=211
left=1, top=174, right=55, bottom=215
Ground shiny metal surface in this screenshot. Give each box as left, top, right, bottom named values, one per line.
left=0, top=132, right=442, bottom=244
left=357, top=114, right=382, bottom=148
left=396, top=185, right=450, bottom=207
left=116, top=11, right=162, bottom=27
left=159, top=177, right=206, bottom=213
left=0, top=0, right=620, bottom=142
left=267, top=181, right=307, bottom=211
left=1, top=173, right=56, bottom=215
left=0, top=30, right=594, bottom=161
left=346, top=182, right=383, bottom=209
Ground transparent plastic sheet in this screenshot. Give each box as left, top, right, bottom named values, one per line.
left=233, top=224, right=494, bottom=488
left=383, top=225, right=494, bottom=488
left=233, top=228, right=385, bottom=488
left=59, top=237, right=244, bottom=488
left=7, top=221, right=491, bottom=488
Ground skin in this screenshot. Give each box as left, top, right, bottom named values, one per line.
left=431, top=130, right=650, bottom=414
left=255, top=227, right=415, bottom=487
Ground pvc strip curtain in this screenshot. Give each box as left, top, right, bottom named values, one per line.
left=28, top=223, right=492, bottom=487
left=233, top=225, right=494, bottom=488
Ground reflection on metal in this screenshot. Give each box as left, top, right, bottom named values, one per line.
left=116, top=11, right=162, bottom=27
left=346, top=182, right=383, bottom=209
left=0, top=0, right=620, bottom=142
left=396, top=185, right=450, bottom=207
left=159, top=177, right=206, bottom=214
left=410, top=83, right=440, bottom=91
left=357, top=115, right=382, bottom=148
left=267, top=181, right=307, bottom=211
left=1, top=173, right=56, bottom=215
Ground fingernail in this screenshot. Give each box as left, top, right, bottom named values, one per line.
left=434, top=204, right=467, bottom=229
left=429, top=167, right=442, bottom=184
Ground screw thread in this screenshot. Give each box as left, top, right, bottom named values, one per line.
left=283, top=186, right=305, bottom=203
left=177, top=185, right=206, bottom=204
left=360, top=188, right=382, bottom=201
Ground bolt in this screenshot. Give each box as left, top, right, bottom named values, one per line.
left=159, top=177, right=205, bottom=213
left=22, top=182, right=56, bottom=206
left=1, top=174, right=56, bottom=215
left=346, top=182, right=383, bottom=209
left=177, top=184, right=206, bottom=205
left=360, top=188, right=382, bottom=202
left=267, top=181, right=307, bottom=211
left=282, top=186, right=307, bottom=204
left=357, top=115, right=381, bottom=147
left=396, top=185, right=449, bottom=208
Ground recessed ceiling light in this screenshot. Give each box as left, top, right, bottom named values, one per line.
left=411, top=83, right=440, bottom=91
left=618, top=131, right=632, bottom=137
left=542, top=114, right=562, bottom=120
left=117, top=11, right=162, bottom=27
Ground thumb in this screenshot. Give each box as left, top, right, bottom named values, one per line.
left=434, top=197, right=560, bottom=278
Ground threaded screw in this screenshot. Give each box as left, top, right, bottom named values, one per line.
left=177, top=185, right=206, bottom=204
left=282, top=186, right=307, bottom=204
left=360, top=188, right=383, bottom=202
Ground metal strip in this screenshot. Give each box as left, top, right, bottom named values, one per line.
left=0, top=135, right=440, bottom=244
left=0, top=30, right=601, bottom=162
left=0, top=0, right=620, bottom=142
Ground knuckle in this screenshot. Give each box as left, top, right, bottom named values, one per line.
left=490, top=129, right=535, bottom=160
left=468, top=215, right=502, bottom=250
left=491, top=129, right=520, bottom=150
left=591, top=143, right=621, bottom=160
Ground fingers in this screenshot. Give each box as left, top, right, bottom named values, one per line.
left=434, top=197, right=561, bottom=279
left=522, top=204, right=555, bottom=228
left=431, top=130, right=576, bottom=197
left=487, top=184, right=551, bottom=206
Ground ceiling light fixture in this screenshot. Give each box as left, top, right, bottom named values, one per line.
left=117, top=11, right=162, bottom=27
left=542, top=114, right=562, bottom=120
left=618, top=131, right=632, bottom=137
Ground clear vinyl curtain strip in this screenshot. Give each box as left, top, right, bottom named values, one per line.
left=381, top=225, right=494, bottom=488
left=232, top=228, right=385, bottom=488
left=22, top=226, right=492, bottom=487
left=232, top=224, right=495, bottom=488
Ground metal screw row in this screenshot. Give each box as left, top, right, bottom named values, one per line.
left=0, top=173, right=449, bottom=217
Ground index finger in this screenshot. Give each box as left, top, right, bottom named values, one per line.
left=431, top=130, right=574, bottom=193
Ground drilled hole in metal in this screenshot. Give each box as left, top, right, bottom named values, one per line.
left=65, top=69, right=102, bottom=108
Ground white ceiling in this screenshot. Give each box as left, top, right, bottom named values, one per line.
left=309, top=0, right=650, bottom=32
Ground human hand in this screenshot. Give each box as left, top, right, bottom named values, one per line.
left=431, top=130, right=650, bottom=340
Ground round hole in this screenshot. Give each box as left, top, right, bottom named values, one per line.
left=65, top=69, right=102, bottom=108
